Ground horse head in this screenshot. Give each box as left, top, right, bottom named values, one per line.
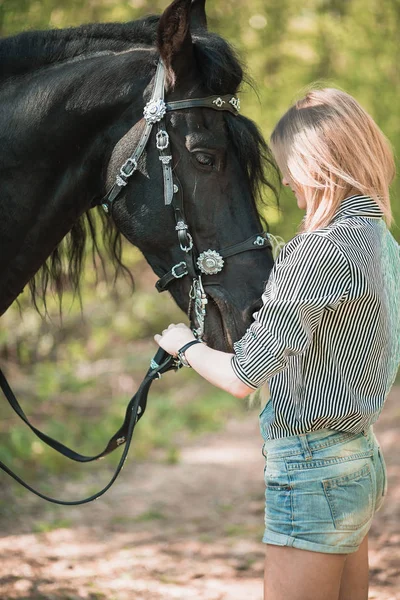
left=103, top=0, right=276, bottom=350
left=0, top=0, right=277, bottom=351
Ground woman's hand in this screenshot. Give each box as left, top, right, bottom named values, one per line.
left=154, top=323, right=196, bottom=356
left=154, top=323, right=253, bottom=398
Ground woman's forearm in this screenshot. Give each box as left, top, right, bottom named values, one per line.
left=153, top=322, right=255, bottom=398
left=183, top=342, right=255, bottom=399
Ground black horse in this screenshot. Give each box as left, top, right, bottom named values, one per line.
left=0, top=0, right=277, bottom=351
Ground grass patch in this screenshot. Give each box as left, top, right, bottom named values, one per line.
left=133, top=509, right=167, bottom=522
left=32, top=518, right=73, bottom=533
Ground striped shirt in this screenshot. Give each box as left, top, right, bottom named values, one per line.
left=231, top=195, right=400, bottom=440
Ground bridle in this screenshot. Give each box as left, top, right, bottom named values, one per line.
left=101, top=59, right=272, bottom=339
left=0, top=58, right=273, bottom=506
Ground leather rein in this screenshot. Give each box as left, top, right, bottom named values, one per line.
left=0, top=59, right=272, bottom=505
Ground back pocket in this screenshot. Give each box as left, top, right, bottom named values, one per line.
left=322, top=463, right=374, bottom=530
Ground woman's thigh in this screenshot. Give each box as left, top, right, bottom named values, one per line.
left=339, top=533, right=369, bottom=600
left=264, top=544, right=347, bottom=600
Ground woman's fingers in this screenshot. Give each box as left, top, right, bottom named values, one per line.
left=154, top=323, right=194, bottom=353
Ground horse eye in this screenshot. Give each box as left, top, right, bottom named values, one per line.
left=194, top=152, right=215, bottom=167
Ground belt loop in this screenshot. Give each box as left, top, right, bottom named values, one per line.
left=362, top=425, right=370, bottom=438
left=299, top=434, right=313, bottom=460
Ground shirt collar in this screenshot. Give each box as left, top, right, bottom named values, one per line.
left=333, top=194, right=383, bottom=221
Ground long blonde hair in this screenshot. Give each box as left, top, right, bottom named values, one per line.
left=270, top=86, right=396, bottom=232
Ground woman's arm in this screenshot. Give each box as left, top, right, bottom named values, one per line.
left=153, top=323, right=255, bottom=398
left=155, top=233, right=351, bottom=397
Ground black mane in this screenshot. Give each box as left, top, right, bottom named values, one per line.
left=1, top=15, right=278, bottom=312
left=0, top=17, right=159, bottom=81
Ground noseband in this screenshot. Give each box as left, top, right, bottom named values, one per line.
left=101, top=59, right=271, bottom=338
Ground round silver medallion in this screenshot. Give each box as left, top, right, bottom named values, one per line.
left=197, top=250, right=224, bottom=275
left=143, top=98, right=167, bottom=124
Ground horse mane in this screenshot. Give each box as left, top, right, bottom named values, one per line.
left=2, top=16, right=278, bottom=313
left=0, top=17, right=159, bottom=81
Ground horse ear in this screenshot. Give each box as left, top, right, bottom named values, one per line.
left=191, top=0, right=207, bottom=31
left=157, top=0, right=193, bottom=83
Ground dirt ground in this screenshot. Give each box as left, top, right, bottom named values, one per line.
left=0, top=388, right=399, bottom=600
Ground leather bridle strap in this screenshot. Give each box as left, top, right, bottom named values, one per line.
left=101, top=59, right=167, bottom=213
left=155, top=232, right=271, bottom=292
left=166, top=95, right=240, bottom=115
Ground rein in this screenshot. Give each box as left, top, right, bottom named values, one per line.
left=0, top=59, right=272, bottom=505
left=0, top=348, right=176, bottom=505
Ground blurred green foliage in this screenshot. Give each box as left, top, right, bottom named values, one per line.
left=0, top=0, right=399, bottom=491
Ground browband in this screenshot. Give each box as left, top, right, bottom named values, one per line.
left=100, top=61, right=240, bottom=213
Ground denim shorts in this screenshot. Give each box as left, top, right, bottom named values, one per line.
left=261, top=414, right=388, bottom=554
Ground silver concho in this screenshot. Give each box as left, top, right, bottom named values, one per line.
left=143, top=98, right=167, bottom=124
left=229, top=97, right=240, bottom=112
left=197, top=250, right=224, bottom=275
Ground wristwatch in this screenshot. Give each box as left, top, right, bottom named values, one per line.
left=177, top=339, right=202, bottom=367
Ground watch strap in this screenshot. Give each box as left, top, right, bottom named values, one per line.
left=177, top=339, right=202, bottom=367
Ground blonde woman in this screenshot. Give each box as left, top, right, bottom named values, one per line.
left=154, top=87, right=400, bottom=600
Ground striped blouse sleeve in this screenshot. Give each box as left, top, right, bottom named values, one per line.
left=231, top=233, right=352, bottom=390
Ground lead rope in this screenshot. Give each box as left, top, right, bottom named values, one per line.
left=0, top=347, right=179, bottom=505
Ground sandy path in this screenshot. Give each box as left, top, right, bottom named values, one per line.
left=0, top=389, right=399, bottom=599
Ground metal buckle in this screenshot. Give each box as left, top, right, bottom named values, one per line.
left=120, top=157, right=138, bottom=179
left=156, top=130, right=170, bottom=150
left=171, top=261, right=188, bottom=279
left=180, top=233, right=193, bottom=253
